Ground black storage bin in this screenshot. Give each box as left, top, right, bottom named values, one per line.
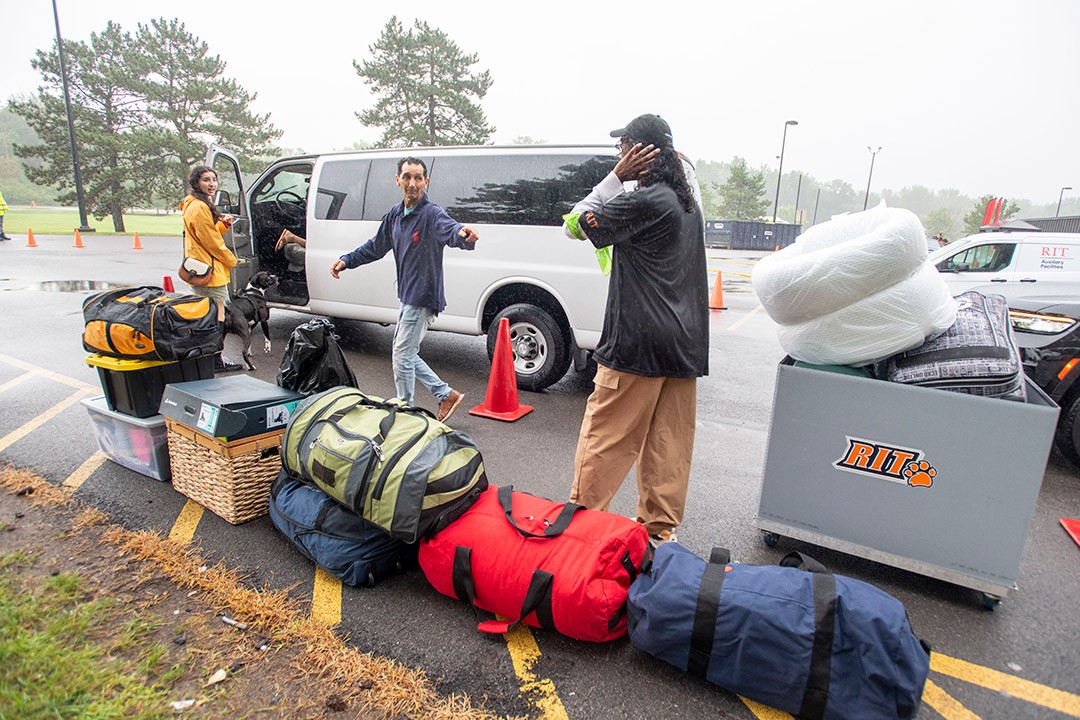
left=86, top=354, right=215, bottom=418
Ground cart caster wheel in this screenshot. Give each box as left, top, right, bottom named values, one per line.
left=364, top=572, right=376, bottom=588
left=980, top=593, right=1001, bottom=610
left=395, top=560, right=404, bottom=574
left=762, top=532, right=780, bottom=548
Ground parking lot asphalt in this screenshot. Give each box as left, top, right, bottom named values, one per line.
left=1, top=234, right=1078, bottom=719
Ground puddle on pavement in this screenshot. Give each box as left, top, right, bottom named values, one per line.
left=14, top=280, right=124, bottom=293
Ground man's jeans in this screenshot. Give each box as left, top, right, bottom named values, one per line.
left=392, top=304, right=451, bottom=406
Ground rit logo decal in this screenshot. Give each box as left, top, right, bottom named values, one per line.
left=833, top=437, right=937, bottom=488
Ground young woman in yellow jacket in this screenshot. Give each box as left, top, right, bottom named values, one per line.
left=181, top=165, right=241, bottom=372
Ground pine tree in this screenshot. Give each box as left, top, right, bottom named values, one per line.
left=354, top=17, right=494, bottom=147
left=132, top=18, right=281, bottom=205
left=10, top=22, right=148, bottom=230
left=715, top=158, right=769, bottom=220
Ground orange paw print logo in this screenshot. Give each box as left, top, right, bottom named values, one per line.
left=903, top=461, right=937, bottom=488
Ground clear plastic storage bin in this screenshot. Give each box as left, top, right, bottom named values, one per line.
left=82, top=396, right=171, bottom=482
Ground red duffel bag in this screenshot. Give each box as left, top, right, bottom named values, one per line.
left=418, top=485, right=650, bottom=643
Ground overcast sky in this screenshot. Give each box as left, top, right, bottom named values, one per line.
left=5, top=0, right=1078, bottom=203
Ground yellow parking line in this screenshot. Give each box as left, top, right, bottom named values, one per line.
left=727, top=304, right=765, bottom=332
left=931, top=653, right=1080, bottom=717
left=168, top=499, right=204, bottom=545
left=504, top=624, right=569, bottom=720
left=0, top=371, right=34, bottom=394
left=0, top=387, right=94, bottom=454
left=62, top=451, right=107, bottom=492
left=0, top=353, right=97, bottom=392
left=740, top=697, right=792, bottom=719
left=312, top=567, right=343, bottom=626
left=922, top=678, right=980, bottom=719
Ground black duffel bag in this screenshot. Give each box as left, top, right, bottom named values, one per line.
left=83, top=286, right=221, bottom=362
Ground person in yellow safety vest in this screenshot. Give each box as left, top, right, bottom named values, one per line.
left=0, top=187, right=11, bottom=241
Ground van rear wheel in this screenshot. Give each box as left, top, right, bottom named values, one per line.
left=487, top=304, right=570, bottom=392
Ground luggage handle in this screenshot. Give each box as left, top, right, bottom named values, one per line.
left=779, top=551, right=831, bottom=575
left=452, top=546, right=557, bottom=635
left=497, top=485, right=583, bottom=539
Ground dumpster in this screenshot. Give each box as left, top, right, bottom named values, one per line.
left=755, top=360, right=1058, bottom=606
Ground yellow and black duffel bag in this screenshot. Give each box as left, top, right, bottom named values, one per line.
left=82, top=286, right=222, bottom=362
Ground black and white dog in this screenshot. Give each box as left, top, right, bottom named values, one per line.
left=224, top=271, right=278, bottom=370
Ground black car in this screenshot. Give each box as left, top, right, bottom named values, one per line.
left=1010, top=298, right=1080, bottom=465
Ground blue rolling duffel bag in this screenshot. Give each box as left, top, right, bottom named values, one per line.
left=627, top=543, right=931, bottom=720
left=268, top=470, right=417, bottom=587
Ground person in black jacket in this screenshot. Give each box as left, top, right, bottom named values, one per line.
left=563, top=114, right=709, bottom=549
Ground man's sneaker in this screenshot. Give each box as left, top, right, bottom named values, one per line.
left=648, top=530, right=679, bottom=549
left=214, top=354, right=243, bottom=373
left=437, top=389, right=465, bottom=423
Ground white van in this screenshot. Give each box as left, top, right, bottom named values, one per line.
left=206, top=144, right=622, bottom=391
left=930, top=230, right=1080, bottom=304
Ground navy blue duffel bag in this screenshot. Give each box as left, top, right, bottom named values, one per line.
left=627, top=543, right=930, bottom=720
left=268, top=470, right=417, bottom=587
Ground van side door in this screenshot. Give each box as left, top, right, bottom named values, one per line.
left=205, top=144, right=255, bottom=292
left=1012, top=237, right=1080, bottom=298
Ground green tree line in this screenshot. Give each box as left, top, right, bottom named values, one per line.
left=696, top=159, right=1064, bottom=240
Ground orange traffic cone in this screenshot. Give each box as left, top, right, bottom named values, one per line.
left=73, top=229, right=84, bottom=248
left=132, top=232, right=143, bottom=250
left=162, top=275, right=175, bottom=293
left=26, top=228, right=37, bottom=248
left=469, top=317, right=534, bottom=422
left=709, top=271, right=727, bottom=310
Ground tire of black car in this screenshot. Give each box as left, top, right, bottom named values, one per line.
left=1055, top=395, right=1080, bottom=467
left=486, top=303, right=570, bottom=392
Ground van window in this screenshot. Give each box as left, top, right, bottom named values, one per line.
left=315, top=159, right=370, bottom=220
left=430, top=155, right=616, bottom=226
left=940, top=243, right=1016, bottom=272
left=364, top=157, right=436, bottom=220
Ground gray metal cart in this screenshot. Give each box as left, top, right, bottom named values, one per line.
left=755, top=361, right=1059, bottom=608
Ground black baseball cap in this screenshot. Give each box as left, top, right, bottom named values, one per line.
left=610, top=114, right=673, bottom=146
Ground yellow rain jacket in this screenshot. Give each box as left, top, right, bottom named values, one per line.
left=180, top=195, right=237, bottom=287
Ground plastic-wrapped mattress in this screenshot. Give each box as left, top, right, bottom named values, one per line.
left=751, top=205, right=957, bottom=366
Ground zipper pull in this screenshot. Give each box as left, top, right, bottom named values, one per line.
left=372, top=442, right=384, bottom=461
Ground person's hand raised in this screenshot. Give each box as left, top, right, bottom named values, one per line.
left=614, top=143, right=660, bottom=182
left=459, top=226, right=479, bottom=243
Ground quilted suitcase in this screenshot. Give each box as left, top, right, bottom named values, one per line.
left=627, top=543, right=931, bottom=720
left=418, top=485, right=650, bottom=642
left=268, top=470, right=416, bottom=587
left=885, top=290, right=1025, bottom=400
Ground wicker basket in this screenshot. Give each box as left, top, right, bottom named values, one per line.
left=165, top=418, right=283, bottom=524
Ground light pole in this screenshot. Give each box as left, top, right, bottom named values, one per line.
left=1057, top=187, right=1072, bottom=217
left=793, top=173, right=803, bottom=225
left=863, top=146, right=882, bottom=211
left=772, top=120, right=798, bottom=222
left=52, top=0, right=93, bottom=233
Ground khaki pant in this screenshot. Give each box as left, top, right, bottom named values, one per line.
left=570, top=364, right=697, bottom=535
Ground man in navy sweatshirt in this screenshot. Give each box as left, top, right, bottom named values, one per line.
left=331, top=157, right=478, bottom=422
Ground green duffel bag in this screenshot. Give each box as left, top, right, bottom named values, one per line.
left=282, top=387, right=487, bottom=543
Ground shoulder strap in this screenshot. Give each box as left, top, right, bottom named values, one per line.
left=497, top=485, right=582, bottom=539
left=688, top=548, right=730, bottom=678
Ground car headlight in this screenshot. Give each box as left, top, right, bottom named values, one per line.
left=1009, top=310, right=1079, bottom=335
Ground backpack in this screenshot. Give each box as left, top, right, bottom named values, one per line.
left=281, top=386, right=487, bottom=543
left=628, top=543, right=931, bottom=720
left=277, top=318, right=358, bottom=396
left=82, top=286, right=221, bottom=362
left=268, top=470, right=416, bottom=586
